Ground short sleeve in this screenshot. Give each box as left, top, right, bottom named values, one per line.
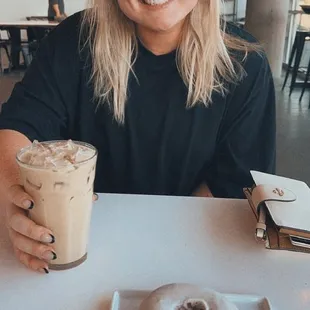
left=49, top=0, right=59, bottom=6
left=0, top=14, right=81, bottom=142
left=205, top=52, right=276, bottom=198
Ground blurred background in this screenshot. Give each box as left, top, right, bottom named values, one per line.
left=0, top=0, right=309, bottom=185
left=0, top=0, right=86, bottom=21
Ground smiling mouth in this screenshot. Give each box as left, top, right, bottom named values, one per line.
left=140, top=0, right=171, bottom=6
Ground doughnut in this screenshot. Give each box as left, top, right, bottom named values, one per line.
left=139, top=283, right=238, bottom=310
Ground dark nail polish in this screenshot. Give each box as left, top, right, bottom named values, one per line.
left=50, top=234, right=55, bottom=244
left=52, top=251, right=57, bottom=260
left=28, top=201, right=34, bottom=210
left=43, top=268, right=49, bottom=274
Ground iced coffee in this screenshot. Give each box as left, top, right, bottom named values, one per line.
left=16, top=140, right=97, bottom=270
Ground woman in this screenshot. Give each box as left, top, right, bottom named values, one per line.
left=0, top=0, right=276, bottom=273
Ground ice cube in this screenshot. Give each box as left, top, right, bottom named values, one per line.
left=19, top=140, right=94, bottom=168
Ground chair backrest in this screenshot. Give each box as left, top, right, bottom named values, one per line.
left=0, top=30, right=10, bottom=41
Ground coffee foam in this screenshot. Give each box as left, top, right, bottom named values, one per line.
left=18, top=140, right=96, bottom=169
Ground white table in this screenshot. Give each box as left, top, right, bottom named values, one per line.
left=0, top=194, right=310, bottom=310
left=0, top=21, right=58, bottom=28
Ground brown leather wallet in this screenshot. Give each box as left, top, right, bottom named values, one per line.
left=244, top=185, right=310, bottom=254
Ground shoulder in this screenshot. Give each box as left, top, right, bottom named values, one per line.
left=36, top=11, right=91, bottom=66
left=221, top=24, right=275, bottom=110
left=46, top=11, right=84, bottom=46
left=224, top=22, right=267, bottom=69
left=224, top=22, right=258, bottom=44
left=224, top=22, right=271, bottom=84
left=27, top=11, right=91, bottom=85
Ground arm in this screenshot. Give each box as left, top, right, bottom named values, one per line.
left=0, top=130, right=31, bottom=205
left=0, top=16, right=80, bottom=272
left=49, top=0, right=61, bottom=17
left=0, top=16, right=81, bottom=142
left=0, top=16, right=82, bottom=190
left=52, top=4, right=61, bottom=17
left=205, top=52, right=276, bottom=198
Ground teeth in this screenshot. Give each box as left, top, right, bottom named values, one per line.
left=143, top=0, right=169, bottom=5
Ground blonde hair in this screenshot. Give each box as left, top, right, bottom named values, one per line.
left=82, top=0, right=259, bottom=123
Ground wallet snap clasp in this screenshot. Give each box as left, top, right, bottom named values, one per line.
left=272, top=187, right=285, bottom=197
left=252, top=184, right=297, bottom=211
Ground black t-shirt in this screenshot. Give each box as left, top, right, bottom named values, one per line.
left=0, top=12, right=276, bottom=198
left=48, top=0, right=65, bottom=18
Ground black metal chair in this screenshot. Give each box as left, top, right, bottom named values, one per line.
left=4, top=26, right=45, bottom=70
left=282, top=29, right=310, bottom=96
left=283, top=6, right=310, bottom=97
left=299, top=55, right=310, bottom=108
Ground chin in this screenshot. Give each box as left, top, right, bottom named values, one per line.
left=144, top=19, right=183, bottom=32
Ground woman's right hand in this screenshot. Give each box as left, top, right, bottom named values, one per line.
left=5, top=185, right=56, bottom=274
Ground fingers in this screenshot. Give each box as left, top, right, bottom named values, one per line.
left=7, top=203, right=55, bottom=243
left=92, top=193, right=99, bottom=202
left=14, top=247, right=49, bottom=274
left=10, top=229, right=56, bottom=261
left=8, top=184, right=34, bottom=210
left=7, top=186, right=98, bottom=274
left=10, top=183, right=98, bottom=207
left=7, top=204, right=54, bottom=274
left=193, top=183, right=214, bottom=198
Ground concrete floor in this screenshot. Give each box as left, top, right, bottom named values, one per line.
left=275, top=78, right=310, bottom=185
left=0, top=72, right=310, bottom=185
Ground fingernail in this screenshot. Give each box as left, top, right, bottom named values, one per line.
left=41, top=233, right=55, bottom=244
left=39, top=268, right=49, bottom=274
left=94, top=193, right=98, bottom=201
left=50, top=234, right=55, bottom=243
left=42, top=251, right=57, bottom=261
left=23, top=200, right=34, bottom=209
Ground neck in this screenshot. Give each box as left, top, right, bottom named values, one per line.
left=136, top=21, right=184, bottom=55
